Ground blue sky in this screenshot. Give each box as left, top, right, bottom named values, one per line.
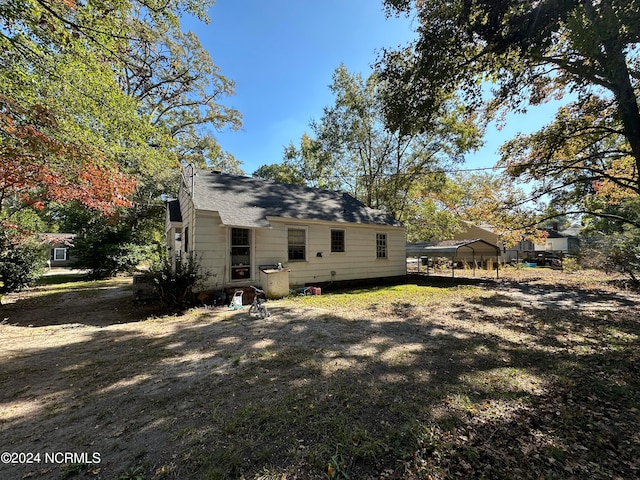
left=185, top=0, right=562, bottom=175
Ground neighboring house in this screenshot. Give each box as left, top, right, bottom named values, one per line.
left=452, top=221, right=581, bottom=262
left=533, top=226, right=581, bottom=255
left=42, top=233, right=77, bottom=267
left=165, top=169, right=406, bottom=292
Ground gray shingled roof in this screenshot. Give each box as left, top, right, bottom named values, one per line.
left=186, top=169, right=402, bottom=228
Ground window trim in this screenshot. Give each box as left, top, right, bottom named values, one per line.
left=53, top=248, right=67, bottom=261
left=230, top=227, right=252, bottom=281
left=376, top=232, right=388, bottom=259
left=330, top=229, right=346, bottom=253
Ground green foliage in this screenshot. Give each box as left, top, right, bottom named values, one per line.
left=403, top=187, right=463, bottom=242
left=252, top=162, right=308, bottom=186
left=579, top=197, right=640, bottom=280
left=327, top=446, right=351, bottom=479
left=76, top=239, right=149, bottom=280
left=114, top=465, right=146, bottom=480
left=0, top=0, right=241, bottom=265
left=122, top=18, right=242, bottom=172
left=0, top=232, right=47, bottom=293
left=580, top=228, right=640, bottom=281
left=311, top=65, right=480, bottom=220
left=281, top=133, right=341, bottom=189
left=257, top=64, right=481, bottom=241
left=67, top=205, right=162, bottom=279
left=380, top=0, right=640, bottom=232
left=562, top=257, right=581, bottom=274
left=5, top=208, right=48, bottom=234
left=147, top=253, right=209, bottom=311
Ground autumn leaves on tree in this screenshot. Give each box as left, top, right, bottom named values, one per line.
left=0, top=95, right=135, bottom=222
left=0, top=0, right=239, bottom=239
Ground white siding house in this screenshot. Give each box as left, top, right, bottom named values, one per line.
left=165, top=169, right=406, bottom=292
left=533, top=228, right=581, bottom=255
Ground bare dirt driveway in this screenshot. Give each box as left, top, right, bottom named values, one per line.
left=1, top=269, right=639, bottom=479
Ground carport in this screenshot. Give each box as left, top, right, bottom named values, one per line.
left=406, top=239, right=501, bottom=278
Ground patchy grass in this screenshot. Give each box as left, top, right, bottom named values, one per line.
left=3, top=277, right=120, bottom=305
left=283, top=283, right=492, bottom=313
left=36, top=271, right=90, bottom=286
left=1, top=269, right=639, bottom=479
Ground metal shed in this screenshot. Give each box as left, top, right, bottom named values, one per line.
left=406, top=239, right=501, bottom=278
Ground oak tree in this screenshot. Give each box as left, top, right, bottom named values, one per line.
left=1, top=0, right=241, bottom=282
left=273, top=64, right=481, bottom=225
left=379, top=0, right=640, bottom=230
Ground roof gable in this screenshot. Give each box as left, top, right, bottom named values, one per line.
left=186, top=170, right=402, bottom=228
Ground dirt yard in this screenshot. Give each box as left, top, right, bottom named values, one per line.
left=1, top=269, right=639, bottom=479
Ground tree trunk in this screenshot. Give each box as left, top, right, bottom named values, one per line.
left=585, top=0, right=640, bottom=194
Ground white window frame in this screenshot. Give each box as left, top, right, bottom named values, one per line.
left=53, top=248, right=67, bottom=261
left=376, top=233, right=388, bottom=259
left=330, top=229, right=346, bottom=253
left=286, top=226, right=308, bottom=262
left=230, top=227, right=253, bottom=281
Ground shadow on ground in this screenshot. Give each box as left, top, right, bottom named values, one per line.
left=1, top=276, right=161, bottom=327
left=0, top=277, right=639, bottom=479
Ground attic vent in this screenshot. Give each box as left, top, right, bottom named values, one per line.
left=211, top=169, right=223, bottom=175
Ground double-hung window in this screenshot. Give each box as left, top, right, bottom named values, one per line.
left=231, top=228, right=251, bottom=280
left=287, top=228, right=306, bottom=261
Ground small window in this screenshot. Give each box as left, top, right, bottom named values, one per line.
left=184, top=226, right=189, bottom=253
left=331, top=229, right=345, bottom=253
left=288, top=228, right=306, bottom=261
left=53, top=248, right=67, bottom=261
left=376, top=233, right=387, bottom=259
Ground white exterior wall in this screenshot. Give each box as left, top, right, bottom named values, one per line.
left=192, top=210, right=227, bottom=289
left=534, top=237, right=569, bottom=252
left=178, top=183, right=195, bottom=256
left=190, top=214, right=406, bottom=290
left=265, top=219, right=406, bottom=287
